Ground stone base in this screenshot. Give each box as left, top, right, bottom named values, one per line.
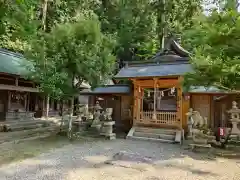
left=189, top=143, right=211, bottom=152
left=193, top=137, right=208, bottom=144
left=100, top=132, right=116, bottom=140
left=230, top=134, right=240, bottom=140
left=91, top=124, right=102, bottom=132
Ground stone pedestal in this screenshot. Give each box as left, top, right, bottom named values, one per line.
left=186, top=108, right=194, bottom=139
left=100, top=121, right=116, bottom=140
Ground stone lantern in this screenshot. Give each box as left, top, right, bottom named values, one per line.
left=91, top=101, right=103, bottom=132
left=227, top=101, right=240, bottom=138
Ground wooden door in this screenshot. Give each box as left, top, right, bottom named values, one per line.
left=191, top=95, right=211, bottom=123
left=112, top=97, right=121, bottom=129
left=0, top=90, right=7, bottom=121
left=182, top=98, right=190, bottom=131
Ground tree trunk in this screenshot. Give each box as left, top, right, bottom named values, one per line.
left=42, top=0, right=48, bottom=31
left=46, top=95, right=49, bottom=119
left=59, top=100, right=64, bottom=132
left=42, top=0, right=48, bottom=69
left=68, top=74, right=76, bottom=140
left=161, top=0, right=166, bottom=49
left=101, top=0, right=109, bottom=9
left=156, top=0, right=166, bottom=49
left=67, top=97, right=74, bottom=140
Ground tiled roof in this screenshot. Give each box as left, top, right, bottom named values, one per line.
left=186, top=86, right=228, bottom=93
left=0, top=49, right=29, bottom=76
left=114, top=62, right=193, bottom=79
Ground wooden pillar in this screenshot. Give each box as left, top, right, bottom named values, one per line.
left=177, top=87, right=182, bottom=129
left=177, top=77, right=183, bottom=129
left=27, top=92, right=30, bottom=111
left=140, top=87, right=144, bottom=116
left=182, top=95, right=190, bottom=131
left=152, top=78, right=157, bottom=120
left=15, top=77, right=19, bottom=86
left=133, top=80, right=138, bottom=126
left=24, top=93, right=27, bottom=111
left=7, top=91, right=11, bottom=111
left=137, top=86, right=141, bottom=121
left=35, top=95, right=38, bottom=110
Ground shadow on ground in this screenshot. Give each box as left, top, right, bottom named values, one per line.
left=0, top=139, right=234, bottom=180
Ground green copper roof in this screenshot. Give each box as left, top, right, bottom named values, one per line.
left=184, top=86, right=228, bottom=93
left=0, top=49, right=29, bottom=76
left=114, top=63, right=193, bottom=79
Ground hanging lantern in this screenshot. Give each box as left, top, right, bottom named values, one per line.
left=148, top=90, right=150, bottom=97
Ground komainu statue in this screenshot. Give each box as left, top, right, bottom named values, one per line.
left=186, top=108, right=215, bottom=149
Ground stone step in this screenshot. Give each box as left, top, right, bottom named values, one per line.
left=135, top=127, right=176, bottom=135
left=133, top=131, right=175, bottom=141
left=0, top=126, right=59, bottom=143
left=127, top=135, right=175, bottom=143
left=127, top=127, right=181, bottom=144
left=0, top=120, right=57, bottom=132
left=8, top=123, right=44, bottom=131
left=0, top=132, right=56, bottom=146
left=1, top=120, right=50, bottom=127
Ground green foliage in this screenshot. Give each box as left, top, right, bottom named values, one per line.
left=95, top=0, right=159, bottom=62
left=183, top=8, right=240, bottom=91
left=27, top=13, right=115, bottom=99
left=0, top=0, right=39, bottom=52
left=152, top=0, right=202, bottom=45
left=0, top=0, right=204, bottom=99
left=94, top=0, right=202, bottom=64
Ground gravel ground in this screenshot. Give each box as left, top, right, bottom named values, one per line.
left=0, top=139, right=240, bottom=180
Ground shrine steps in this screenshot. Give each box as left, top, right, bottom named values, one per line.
left=0, top=119, right=60, bottom=145
left=126, top=127, right=182, bottom=144
left=0, top=126, right=59, bottom=145
left=0, top=119, right=53, bottom=132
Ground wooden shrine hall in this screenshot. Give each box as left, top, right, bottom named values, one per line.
left=0, top=48, right=71, bottom=122
left=114, top=39, right=191, bottom=129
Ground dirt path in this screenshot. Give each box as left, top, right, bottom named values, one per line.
left=0, top=139, right=240, bottom=180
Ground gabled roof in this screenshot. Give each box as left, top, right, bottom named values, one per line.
left=0, top=49, right=29, bottom=76
left=114, top=39, right=192, bottom=79
left=115, top=62, right=192, bottom=79
left=150, top=39, right=190, bottom=61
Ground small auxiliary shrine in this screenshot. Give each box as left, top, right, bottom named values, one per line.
left=114, top=38, right=192, bottom=130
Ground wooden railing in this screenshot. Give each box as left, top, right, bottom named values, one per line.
left=138, top=111, right=179, bottom=126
